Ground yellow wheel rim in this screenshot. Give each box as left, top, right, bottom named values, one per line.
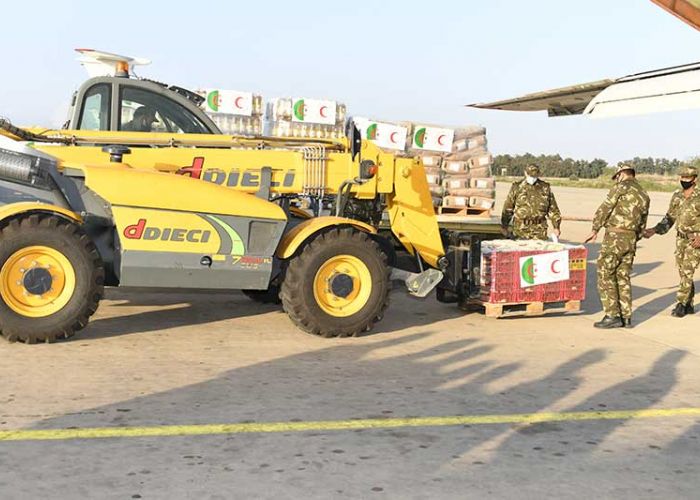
left=313, top=254, right=372, bottom=318
left=0, top=246, right=76, bottom=318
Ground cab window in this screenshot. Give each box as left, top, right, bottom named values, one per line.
left=78, top=84, right=110, bottom=131
left=119, top=86, right=210, bottom=134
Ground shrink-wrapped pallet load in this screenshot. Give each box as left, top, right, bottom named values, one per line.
left=437, top=125, right=494, bottom=214
left=350, top=117, right=496, bottom=214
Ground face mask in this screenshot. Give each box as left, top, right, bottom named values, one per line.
left=526, top=175, right=538, bottom=185
left=681, top=180, right=695, bottom=190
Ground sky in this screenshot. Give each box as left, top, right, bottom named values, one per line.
left=2, top=0, right=699, bottom=163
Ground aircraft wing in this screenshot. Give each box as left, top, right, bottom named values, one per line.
left=651, top=0, right=700, bottom=31
left=469, top=61, right=700, bottom=118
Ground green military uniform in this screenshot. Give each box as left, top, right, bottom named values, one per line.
left=653, top=168, right=700, bottom=308
left=592, top=175, right=650, bottom=321
left=501, top=166, right=561, bottom=240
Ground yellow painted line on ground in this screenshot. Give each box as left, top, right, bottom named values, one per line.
left=1, top=407, right=699, bottom=443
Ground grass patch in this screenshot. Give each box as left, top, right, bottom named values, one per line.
left=497, top=175, right=679, bottom=193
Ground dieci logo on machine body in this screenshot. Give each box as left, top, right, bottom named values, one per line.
left=123, top=219, right=211, bottom=243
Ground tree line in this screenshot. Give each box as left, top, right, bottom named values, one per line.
left=494, top=154, right=690, bottom=179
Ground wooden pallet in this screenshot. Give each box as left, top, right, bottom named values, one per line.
left=479, top=299, right=581, bottom=319
left=437, top=206, right=491, bottom=217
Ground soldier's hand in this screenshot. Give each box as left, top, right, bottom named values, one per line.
left=584, top=231, right=598, bottom=244
left=552, top=228, right=561, bottom=239
left=692, top=236, right=700, bottom=249
left=643, top=228, right=656, bottom=239
left=500, top=226, right=509, bottom=237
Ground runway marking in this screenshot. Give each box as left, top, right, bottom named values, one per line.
left=1, top=407, right=699, bottom=442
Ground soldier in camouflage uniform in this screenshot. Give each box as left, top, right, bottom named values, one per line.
left=585, top=164, right=650, bottom=329
left=643, top=166, right=700, bottom=318
left=501, top=165, right=562, bottom=240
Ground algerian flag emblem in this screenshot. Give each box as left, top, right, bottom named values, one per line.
left=293, top=99, right=305, bottom=121
left=414, top=127, right=426, bottom=148
left=521, top=257, right=535, bottom=286
left=367, top=123, right=378, bottom=140
left=207, top=90, right=220, bottom=112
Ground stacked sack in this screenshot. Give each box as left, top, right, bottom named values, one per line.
left=441, top=126, right=495, bottom=212
left=421, top=154, right=445, bottom=207
left=351, top=118, right=496, bottom=213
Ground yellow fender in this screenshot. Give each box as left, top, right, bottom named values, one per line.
left=0, top=202, right=82, bottom=225
left=276, top=216, right=377, bottom=259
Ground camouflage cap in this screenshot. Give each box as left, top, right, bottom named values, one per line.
left=612, top=164, right=635, bottom=179
left=525, top=165, right=541, bottom=177
left=678, top=165, right=698, bottom=178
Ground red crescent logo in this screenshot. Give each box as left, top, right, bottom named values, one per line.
left=437, top=134, right=446, bottom=146
left=390, top=132, right=398, bottom=143
left=551, top=259, right=561, bottom=274
left=319, top=106, right=328, bottom=118
left=234, top=96, right=244, bottom=109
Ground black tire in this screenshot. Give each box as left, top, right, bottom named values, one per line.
left=243, top=285, right=282, bottom=305
left=0, top=214, right=105, bottom=343
left=280, top=227, right=390, bottom=338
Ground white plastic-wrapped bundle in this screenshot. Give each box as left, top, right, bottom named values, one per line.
left=267, top=97, right=346, bottom=139
left=353, top=117, right=412, bottom=152
left=199, top=89, right=264, bottom=136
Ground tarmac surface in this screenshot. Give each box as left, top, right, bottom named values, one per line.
left=1, top=184, right=699, bottom=499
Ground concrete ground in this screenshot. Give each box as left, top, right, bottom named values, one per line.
left=1, top=184, right=699, bottom=499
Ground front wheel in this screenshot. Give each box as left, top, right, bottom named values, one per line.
left=280, top=228, right=390, bottom=338
left=0, top=214, right=104, bottom=343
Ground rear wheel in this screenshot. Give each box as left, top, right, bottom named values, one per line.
left=280, top=228, right=390, bottom=337
left=0, top=214, right=104, bottom=343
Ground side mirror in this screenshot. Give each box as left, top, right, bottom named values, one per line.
left=349, top=124, right=362, bottom=161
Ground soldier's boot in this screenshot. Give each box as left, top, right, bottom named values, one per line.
left=671, top=303, right=687, bottom=318
left=685, top=284, right=695, bottom=315
left=621, top=318, right=633, bottom=329
left=594, top=316, right=623, bottom=329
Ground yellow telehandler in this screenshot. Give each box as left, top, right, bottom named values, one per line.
left=0, top=52, right=498, bottom=343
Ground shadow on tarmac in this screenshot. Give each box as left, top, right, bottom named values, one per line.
left=75, top=288, right=466, bottom=342
left=31, top=330, right=690, bottom=465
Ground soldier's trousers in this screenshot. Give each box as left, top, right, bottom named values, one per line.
left=675, top=237, right=700, bottom=305
left=513, top=222, right=548, bottom=240
left=597, top=232, right=637, bottom=319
